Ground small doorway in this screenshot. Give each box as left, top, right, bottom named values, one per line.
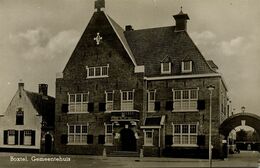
left=120, top=128, right=136, bottom=151
left=45, top=134, right=52, bottom=154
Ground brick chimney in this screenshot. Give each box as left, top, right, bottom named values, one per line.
left=18, top=82, right=24, bottom=90
left=125, top=25, right=134, bottom=31
left=39, top=84, right=48, bottom=96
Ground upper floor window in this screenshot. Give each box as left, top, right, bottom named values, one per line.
left=16, top=108, right=24, bottom=125
left=68, top=93, right=89, bottom=113
left=121, top=90, right=134, bottom=110
left=181, top=61, right=192, bottom=73
left=172, top=124, right=197, bottom=146
left=7, top=130, right=15, bottom=145
left=24, top=130, right=32, bottom=145
left=173, top=89, right=198, bottom=111
left=161, top=62, right=171, bottom=74
left=86, top=64, right=109, bottom=79
left=105, top=91, right=114, bottom=112
left=68, top=124, right=88, bottom=145
left=148, top=90, right=156, bottom=112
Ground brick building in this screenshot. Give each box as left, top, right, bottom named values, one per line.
left=54, top=0, right=229, bottom=158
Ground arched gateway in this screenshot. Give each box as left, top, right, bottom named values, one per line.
left=219, top=113, right=260, bottom=157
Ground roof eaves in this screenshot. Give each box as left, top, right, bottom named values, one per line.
left=105, top=14, right=137, bottom=66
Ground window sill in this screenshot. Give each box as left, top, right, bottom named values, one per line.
left=172, top=110, right=199, bottom=113
left=171, top=144, right=198, bottom=147
left=104, top=144, right=113, bottom=146
left=67, top=143, right=88, bottom=146
left=86, top=76, right=109, bottom=79
left=67, top=112, right=89, bottom=114
left=161, top=72, right=171, bottom=74
left=143, top=144, right=154, bottom=147
left=147, top=111, right=156, bottom=113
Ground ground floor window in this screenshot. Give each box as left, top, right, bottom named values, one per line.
left=105, top=124, right=113, bottom=145
left=143, top=129, right=154, bottom=146
left=68, top=124, right=88, bottom=145
left=172, top=124, right=197, bottom=146
left=3, top=130, right=35, bottom=146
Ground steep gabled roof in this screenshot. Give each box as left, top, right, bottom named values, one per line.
left=25, top=91, right=55, bottom=127
left=124, top=26, right=217, bottom=76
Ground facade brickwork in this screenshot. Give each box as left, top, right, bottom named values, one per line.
left=54, top=2, right=229, bottom=158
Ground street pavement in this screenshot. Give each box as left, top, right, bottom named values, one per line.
left=0, top=150, right=258, bottom=168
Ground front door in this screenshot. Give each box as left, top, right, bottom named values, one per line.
left=120, top=128, right=136, bottom=151
left=45, top=134, right=52, bottom=154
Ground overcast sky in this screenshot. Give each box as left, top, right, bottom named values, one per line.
left=0, top=0, right=260, bottom=116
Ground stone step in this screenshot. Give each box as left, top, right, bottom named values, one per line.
left=108, top=151, right=139, bottom=157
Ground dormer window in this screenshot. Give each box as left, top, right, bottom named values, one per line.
left=86, top=64, right=109, bottom=79
left=161, top=62, right=171, bottom=74
left=182, top=61, right=192, bottom=73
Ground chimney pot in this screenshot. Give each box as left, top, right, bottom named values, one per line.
left=125, top=25, right=134, bottom=31
left=39, top=84, right=48, bottom=96
left=18, top=83, right=24, bottom=90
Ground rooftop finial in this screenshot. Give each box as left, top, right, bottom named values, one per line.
left=95, top=0, right=105, bottom=12
left=179, top=6, right=184, bottom=14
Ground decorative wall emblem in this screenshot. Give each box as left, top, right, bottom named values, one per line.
left=94, top=32, right=103, bottom=45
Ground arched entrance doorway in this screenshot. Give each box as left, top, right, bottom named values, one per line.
left=45, top=134, right=52, bottom=154
left=120, top=128, right=136, bottom=151
left=219, top=113, right=260, bottom=157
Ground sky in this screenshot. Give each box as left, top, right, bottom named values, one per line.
left=0, top=0, right=260, bottom=116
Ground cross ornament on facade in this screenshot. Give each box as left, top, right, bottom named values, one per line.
left=94, top=32, right=102, bottom=45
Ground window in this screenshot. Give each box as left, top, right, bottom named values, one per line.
left=68, top=93, right=89, bottom=113
left=68, top=125, right=88, bottom=145
left=86, top=64, right=109, bottom=78
left=8, top=130, right=15, bottom=145
left=144, top=129, right=153, bottom=146
left=121, top=90, right=134, bottom=110
left=173, top=124, right=197, bottom=146
left=105, top=91, right=114, bottom=111
left=182, top=61, right=192, bottom=73
left=24, top=130, right=32, bottom=145
left=173, top=89, right=198, bottom=111
left=161, top=62, right=171, bottom=74
left=105, top=124, right=113, bottom=145
left=148, top=90, right=156, bottom=112
left=16, top=108, right=24, bottom=125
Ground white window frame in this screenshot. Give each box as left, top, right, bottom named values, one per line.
left=172, top=123, right=198, bottom=147
left=8, top=130, right=15, bottom=145
left=24, top=130, right=32, bottom=146
left=147, top=90, right=156, bottom=112
left=120, top=90, right=134, bottom=111
left=86, top=64, right=109, bottom=79
left=161, top=62, right=171, bottom=74
left=68, top=92, right=89, bottom=114
left=172, top=89, right=199, bottom=112
left=104, top=123, right=113, bottom=145
left=105, top=91, right=114, bottom=112
left=67, top=124, right=88, bottom=145
left=181, top=61, right=192, bottom=73
left=143, top=129, right=154, bottom=146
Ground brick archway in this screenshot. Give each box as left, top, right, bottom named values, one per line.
left=219, top=113, right=260, bottom=137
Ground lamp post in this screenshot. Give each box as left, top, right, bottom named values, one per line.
left=241, top=106, right=245, bottom=113
left=207, top=85, right=215, bottom=168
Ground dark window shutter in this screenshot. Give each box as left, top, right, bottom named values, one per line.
left=61, top=134, right=68, bottom=144
left=61, top=104, right=69, bottom=113
left=31, top=130, right=35, bottom=146
left=197, top=100, right=205, bottom=110
left=99, top=103, right=106, bottom=112
left=87, top=135, right=93, bottom=144
left=197, top=135, right=205, bottom=146
left=4, top=130, right=8, bottom=145
left=154, top=101, right=160, bottom=111
left=20, top=131, right=24, bottom=145
left=165, top=135, right=173, bottom=146
left=98, top=135, right=105, bottom=144
left=88, top=103, right=94, bottom=112
left=165, top=101, right=173, bottom=111
left=15, top=131, right=19, bottom=145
